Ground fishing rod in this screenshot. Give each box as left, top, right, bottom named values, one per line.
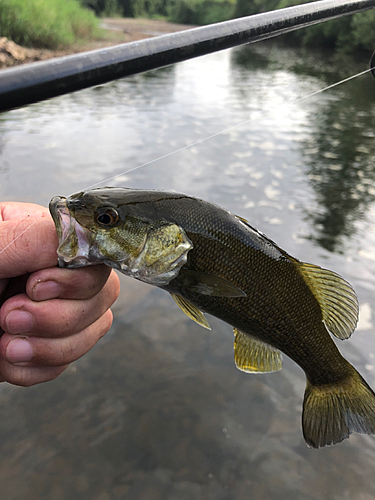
left=0, top=0, right=374, bottom=113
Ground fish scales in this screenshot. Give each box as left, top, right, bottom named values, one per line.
left=49, top=187, right=375, bottom=448
left=128, top=193, right=350, bottom=385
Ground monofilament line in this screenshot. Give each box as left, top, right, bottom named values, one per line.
left=1, top=65, right=373, bottom=256
left=293, top=67, right=372, bottom=103
left=0, top=218, right=38, bottom=256
left=84, top=67, right=374, bottom=191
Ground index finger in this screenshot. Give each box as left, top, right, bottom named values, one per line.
left=0, top=217, right=58, bottom=280
left=0, top=202, right=50, bottom=222
left=26, top=265, right=115, bottom=302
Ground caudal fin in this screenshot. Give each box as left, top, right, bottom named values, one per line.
left=302, top=369, right=375, bottom=448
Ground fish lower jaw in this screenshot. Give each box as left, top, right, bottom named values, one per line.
left=57, top=255, right=97, bottom=269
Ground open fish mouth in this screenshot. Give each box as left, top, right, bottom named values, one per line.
left=49, top=196, right=93, bottom=268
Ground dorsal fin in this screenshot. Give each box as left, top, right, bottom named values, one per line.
left=171, top=293, right=211, bottom=330
left=295, top=262, right=358, bottom=340
left=233, top=328, right=283, bottom=373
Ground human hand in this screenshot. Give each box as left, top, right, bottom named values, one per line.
left=0, top=202, right=120, bottom=386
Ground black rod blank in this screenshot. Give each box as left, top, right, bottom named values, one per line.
left=0, top=0, right=374, bottom=113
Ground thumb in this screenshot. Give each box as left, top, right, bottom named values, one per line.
left=0, top=217, right=58, bottom=280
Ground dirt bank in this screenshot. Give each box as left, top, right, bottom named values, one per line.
left=0, top=18, right=195, bottom=69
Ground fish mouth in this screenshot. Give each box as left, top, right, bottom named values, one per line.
left=49, top=196, right=93, bottom=268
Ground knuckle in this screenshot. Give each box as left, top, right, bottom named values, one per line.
left=89, top=311, right=113, bottom=343
left=102, top=309, right=113, bottom=336
left=3, top=365, right=35, bottom=387
left=59, top=341, right=74, bottom=367
left=106, top=272, right=121, bottom=303
left=5, top=364, right=66, bottom=386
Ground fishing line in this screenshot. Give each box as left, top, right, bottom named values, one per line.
left=84, top=66, right=374, bottom=191
left=1, top=65, right=373, bottom=257
left=0, top=218, right=38, bottom=256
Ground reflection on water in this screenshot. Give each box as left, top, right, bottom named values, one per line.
left=0, top=41, right=375, bottom=499
left=231, top=43, right=375, bottom=254
left=302, top=89, right=375, bottom=253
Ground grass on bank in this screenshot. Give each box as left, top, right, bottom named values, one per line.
left=1, top=0, right=375, bottom=53
left=0, top=0, right=99, bottom=49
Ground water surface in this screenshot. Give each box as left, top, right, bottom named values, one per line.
left=0, top=41, right=375, bottom=499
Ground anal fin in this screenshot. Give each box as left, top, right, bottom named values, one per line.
left=234, top=328, right=283, bottom=373
left=171, top=293, right=211, bottom=330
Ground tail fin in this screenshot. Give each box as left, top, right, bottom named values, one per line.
left=303, top=369, right=375, bottom=448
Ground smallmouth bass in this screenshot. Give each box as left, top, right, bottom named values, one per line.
left=49, top=187, right=375, bottom=448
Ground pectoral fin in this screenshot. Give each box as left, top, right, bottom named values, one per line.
left=295, top=262, right=359, bottom=340
left=171, top=293, right=211, bottom=330
left=233, top=328, right=283, bottom=373
left=178, top=269, right=246, bottom=297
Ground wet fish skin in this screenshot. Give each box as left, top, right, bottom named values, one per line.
left=49, top=187, right=375, bottom=448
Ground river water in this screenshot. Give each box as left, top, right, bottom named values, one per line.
left=0, top=40, right=375, bottom=499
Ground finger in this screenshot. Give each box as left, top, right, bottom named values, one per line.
left=0, top=217, right=58, bottom=280
left=0, top=359, right=67, bottom=387
left=0, top=309, right=113, bottom=367
left=0, top=272, right=119, bottom=338
left=26, top=265, right=113, bottom=302
left=0, top=202, right=50, bottom=222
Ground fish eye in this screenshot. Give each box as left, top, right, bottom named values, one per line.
left=95, top=208, right=119, bottom=227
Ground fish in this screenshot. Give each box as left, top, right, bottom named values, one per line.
left=49, top=187, right=375, bottom=448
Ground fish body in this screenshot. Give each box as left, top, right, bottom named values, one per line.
left=49, top=187, right=375, bottom=448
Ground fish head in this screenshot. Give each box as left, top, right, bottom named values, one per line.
left=49, top=188, right=193, bottom=286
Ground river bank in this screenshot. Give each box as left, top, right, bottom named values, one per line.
left=0, top=18, right=195, bottom=69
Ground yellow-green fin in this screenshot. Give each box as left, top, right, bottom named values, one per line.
left=171, top=293, right=211, bottom=330
left=233, top=328, right=283, bottom=373
left=235, top=215, right=249, bottom=224
left=303, top=368, right=375, bottom=448
left=295, top=262, right=358, bottom=340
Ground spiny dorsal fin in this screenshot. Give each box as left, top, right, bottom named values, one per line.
left=171, top=293, right=211, bottom=330
left=178, top=269, right=246, bottom=297
left=235, top=215, right=250, bottom=224
left=295, top=262, right=359, bottom=340
left=233, top=328, right=283, bottom=373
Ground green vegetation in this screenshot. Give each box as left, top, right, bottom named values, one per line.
left=233, top=0, right=375, bottom=51
left=81, top=0, right=235, bottom=24
left=80, top=0, right=375, bottom=52
left=80, top=0, right=121, bottom=16
left=168, top=0, right=235, bottom=25
left=0, top=0, right=99, bottom=49
left=1, top=0, right=374, bottom=52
